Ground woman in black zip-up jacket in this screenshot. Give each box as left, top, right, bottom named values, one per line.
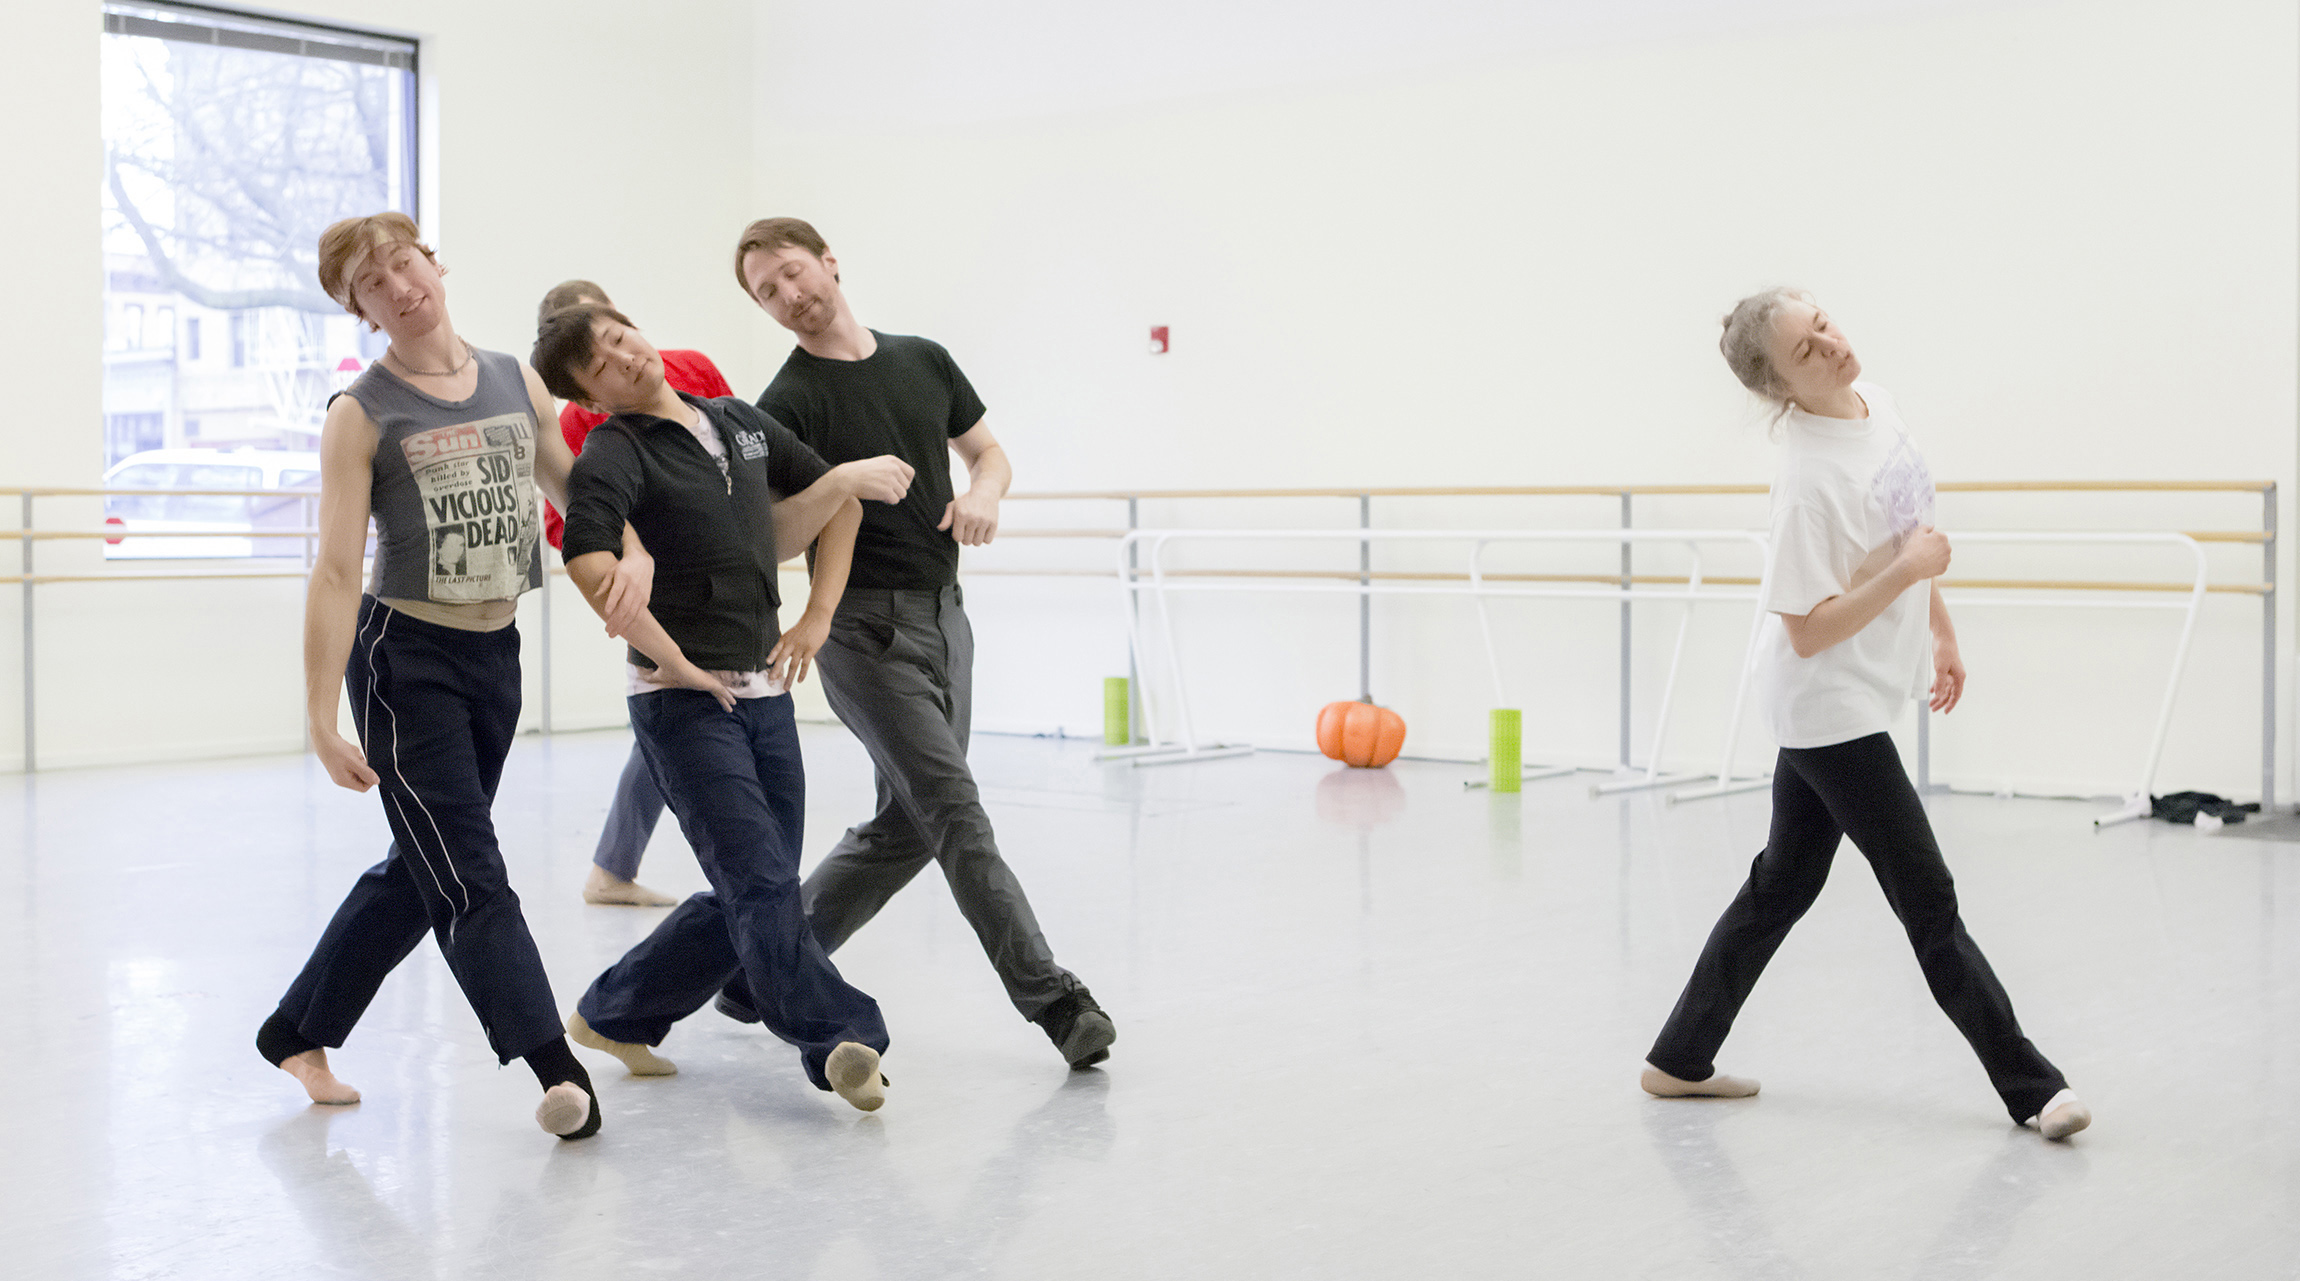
left=536, top=302, right=917, bottom=1113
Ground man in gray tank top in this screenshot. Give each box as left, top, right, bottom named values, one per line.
left=255, top=213, right=654, bottom=1142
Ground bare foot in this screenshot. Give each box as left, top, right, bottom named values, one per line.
left=280, top=1048, right=361, bottom=1105
left=583, top=865, right=678, bottom=907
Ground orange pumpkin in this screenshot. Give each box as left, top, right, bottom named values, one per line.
left=1315, top=700, right=1406, bottom=768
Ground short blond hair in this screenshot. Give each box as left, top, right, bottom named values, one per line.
left=316, top=212, right=440, bottom=324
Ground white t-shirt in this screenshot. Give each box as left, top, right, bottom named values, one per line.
left=626, top=404, right=786, bottom=700
left=1755, top=381, right=1936, bottom=749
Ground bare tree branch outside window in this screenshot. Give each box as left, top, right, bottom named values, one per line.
left=103, top=32, right=407, bottom=313
left=99, top=4, right=415, bottom=557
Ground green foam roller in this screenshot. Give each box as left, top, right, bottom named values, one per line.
left=1104, top=677, right=1130, bottom=746
left=1490, top=708, right=1522, bottom=793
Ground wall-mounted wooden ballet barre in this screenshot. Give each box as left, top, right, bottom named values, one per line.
left=0, top=486, right=322, bottom=498
left=24, top=529, right=2259, bottom=592
left=1004, top=480, right=2276, bottom=500
left=0, top=571, right=309, bottom=585
left=997, top=527, right=2275, bottom=541
left=0, top=479, right=2278, bottom=804
left=12, top=528, right=322, bottom=539
left=972, top=565, right=2270, bottom=594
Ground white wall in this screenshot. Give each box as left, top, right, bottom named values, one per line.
left=4, top=0, right=2294, bottom=802
left=746, top=0, right=2299, bottom=800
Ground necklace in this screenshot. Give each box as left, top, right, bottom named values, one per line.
left=388, top=338, right=474, bottom=378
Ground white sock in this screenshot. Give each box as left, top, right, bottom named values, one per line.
left=826, top=1042, right=886, bottom=1112
left=536, top=1082, right=592, bottom=1136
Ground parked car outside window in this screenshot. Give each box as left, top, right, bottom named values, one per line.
left=103, top=448, right=321, bottom=560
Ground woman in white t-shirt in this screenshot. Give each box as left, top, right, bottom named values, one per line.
left=1639, top=289, right=2090, bottom=1141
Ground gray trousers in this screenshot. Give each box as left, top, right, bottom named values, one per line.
left=801, top=585, right=1079, bottom=1019
left=592, top=743, right=667, bottom=880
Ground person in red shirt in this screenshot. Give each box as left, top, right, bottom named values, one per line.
left=541, top=281, right=736, bottom=553
left=538, top=280, right=734, bottom=907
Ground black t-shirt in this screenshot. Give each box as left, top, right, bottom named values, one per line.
left=757, top=331, right=986, bottom=591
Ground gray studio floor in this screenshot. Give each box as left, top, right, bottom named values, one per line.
left=5, top=722, right=2299, bottom=1279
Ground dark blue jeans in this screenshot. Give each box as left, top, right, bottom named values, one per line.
left=273, top=597, right=564, bottom=1064
left=576, top=690, right=887, bottom=1090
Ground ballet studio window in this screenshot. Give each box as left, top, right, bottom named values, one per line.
left=100, top=3, right=415, bottom=558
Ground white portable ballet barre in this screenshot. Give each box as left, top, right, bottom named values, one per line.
left=1922, top=531, right=2212, bottom=829
left=1670, top=530, right=2220, bottom=815
left=1111, top=527, right=1771, bottom=795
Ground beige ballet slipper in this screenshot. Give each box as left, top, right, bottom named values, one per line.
left=1641, top=1062, right=1760, bottom=1099
left=566, top=1012, right=677, bottom=1076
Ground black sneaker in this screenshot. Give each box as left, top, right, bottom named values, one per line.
left=1033, top=988, right=1116, bottom=1069
left=715, top=982, right=760, bottom=1025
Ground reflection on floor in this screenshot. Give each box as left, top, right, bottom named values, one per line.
left=4, top=727, right=2296, bottom=1279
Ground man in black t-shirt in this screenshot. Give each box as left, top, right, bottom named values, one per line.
left=725, top=216, right=1116, bottom=1070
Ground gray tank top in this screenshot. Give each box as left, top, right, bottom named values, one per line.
left=347, top=348, right=544, bottom=604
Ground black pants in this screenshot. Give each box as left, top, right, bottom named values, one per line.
left=271, top=597, right=564, bottom=1064
left=1647, top=732, right=2068, bottom=1121
left=575, top=690, right=886, bottom=1091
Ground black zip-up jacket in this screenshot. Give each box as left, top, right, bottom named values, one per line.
left=562, top=394, right=830, bottom=673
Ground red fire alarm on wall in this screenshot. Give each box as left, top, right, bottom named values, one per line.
left=1149, top=325, right=1169, bottom=355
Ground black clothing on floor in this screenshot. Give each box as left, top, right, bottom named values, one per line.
left=2151, top=791, right=2260, bottom=825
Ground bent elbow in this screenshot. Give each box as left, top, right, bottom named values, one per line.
left=306, top=553, right=361, bottom=595
left=1780, top=616, right=1827, bottom=659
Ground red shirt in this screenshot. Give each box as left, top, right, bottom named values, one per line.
left=544, top=347, right=735, bottom=549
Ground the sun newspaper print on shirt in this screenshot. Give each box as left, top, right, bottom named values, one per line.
left=402, top=412, right=540, bottom=601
